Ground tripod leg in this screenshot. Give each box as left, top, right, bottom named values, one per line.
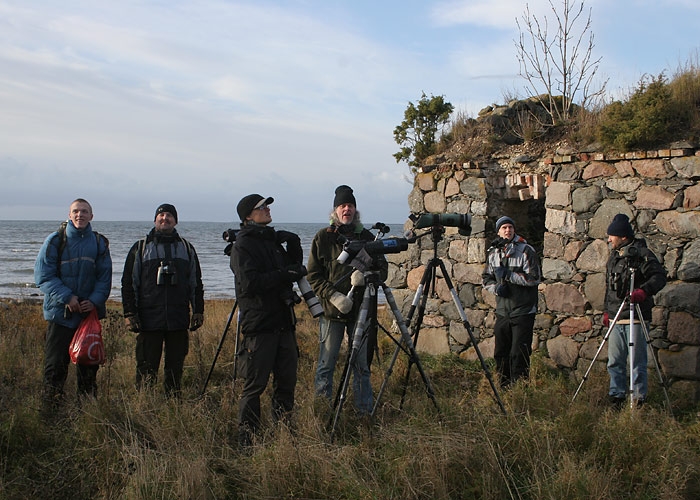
left=381, top=283, right=440, bottom=413
left=628, top=295, right=637, bottom=409
left=329, top=286, right=371, bottom=441
left=635, top=304, right=673, bottom=415
left=232, top=310, right=241, bottom=384
left=572, top=300, right=627, bottom=403
left=399, top=260, right=435, bottom=408
left=435, top=261, right=506, bottom=415
left=200, top=300, right=237, bottom=398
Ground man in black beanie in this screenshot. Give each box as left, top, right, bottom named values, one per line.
left=603, top=213, right=666, bottom=409
left=307, top=185, right=387, bottom=415
left=121, top=203, right=204, bottom=397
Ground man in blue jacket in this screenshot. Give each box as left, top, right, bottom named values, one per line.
left=35, top=198, right=112, bottom=410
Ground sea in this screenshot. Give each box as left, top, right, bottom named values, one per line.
left=0, top=220, right=403, bottom=302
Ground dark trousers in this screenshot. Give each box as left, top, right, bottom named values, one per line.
left=237, top=329, right=298, bottom=443
left=43, top=321, right=99, bottom=400
left=135, top=329, right=189, bottom=396
left=493, top=313, right=535, bottom=387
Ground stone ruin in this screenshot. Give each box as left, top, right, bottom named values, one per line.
left=386, top=144, right=700, bottom=402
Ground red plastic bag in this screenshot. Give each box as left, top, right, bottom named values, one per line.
left=69, top=309, right=105, bottom=365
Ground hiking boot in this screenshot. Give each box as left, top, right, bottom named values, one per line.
left=608, top=395, right=625, bottom=411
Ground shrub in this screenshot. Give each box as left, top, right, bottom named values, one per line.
left=597, top=74, right=689, bottom=151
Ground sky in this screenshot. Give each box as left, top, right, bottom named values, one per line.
left=0, top=1, right=698, bottom=224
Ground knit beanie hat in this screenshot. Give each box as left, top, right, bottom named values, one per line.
left=607, top=213, right=635, bottom=238
left=237, top=194, right=274, bottom=221
left=333, top=185, right=356, bottom=207
left=155, top=203, right=178, bottom=222
left=496, top=216, right=515, bottom=231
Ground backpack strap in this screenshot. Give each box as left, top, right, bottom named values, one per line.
left=51, top=221, right=108, bottom=278
left=50, top=221, right=69, bottom=278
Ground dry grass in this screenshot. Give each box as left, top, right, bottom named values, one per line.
left=1, top=300, right=699, bottom=499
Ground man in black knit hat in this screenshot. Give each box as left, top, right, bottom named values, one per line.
left=603, top=213, right=666, bottom=409
left=122, top=203, right=204, bottom=397
left=307, top=185, right=387, bottom=415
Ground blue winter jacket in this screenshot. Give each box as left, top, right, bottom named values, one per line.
left=34, top=221, right=112, bottom=328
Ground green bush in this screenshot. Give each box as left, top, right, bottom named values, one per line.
left=596, top=74, right=689, bottom=151
left=393, top=93, right=454, bottom=170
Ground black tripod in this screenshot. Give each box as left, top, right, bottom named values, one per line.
left=199, top=300, right=240, bottom=398
left=572, top=263, right=671, bottom=413
left=376, top=225, right=506, bottom=415
left=329, top=269, right=438, bottom=440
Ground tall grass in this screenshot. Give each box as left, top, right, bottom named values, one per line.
left=1, top=300, right=699, bottom=499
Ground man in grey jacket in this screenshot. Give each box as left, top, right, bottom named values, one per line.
left=482, top=216, right=541, bottom=388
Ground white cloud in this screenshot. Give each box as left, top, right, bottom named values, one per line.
left=0, top=0, right=698, bottom=223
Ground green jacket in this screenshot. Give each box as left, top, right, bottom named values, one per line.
left=307, top=224, right=388, bottom=320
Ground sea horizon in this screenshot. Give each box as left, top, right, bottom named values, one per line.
left=1, top=220, right=406, bottom=301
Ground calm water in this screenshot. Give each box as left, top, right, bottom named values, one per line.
left=0, top=220, right=331, bottom=301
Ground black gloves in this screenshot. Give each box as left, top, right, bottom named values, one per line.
left=284, top=263, right=307, bottom=282
left=495, top=283, right=510, bottom=297
left=494, top=266, right=509, bottom=282
left=125, top=315, right=141, bottom=333
left=190, top=313, right=204, bottom=331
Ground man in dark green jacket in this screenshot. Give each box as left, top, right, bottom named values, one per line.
left=307, top=185, right=387, bottom=414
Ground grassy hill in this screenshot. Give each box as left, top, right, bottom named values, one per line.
left=1, top=300, right=699, bottom=499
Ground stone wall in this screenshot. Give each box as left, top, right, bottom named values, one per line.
left=388, top=147, right=700, bottom=401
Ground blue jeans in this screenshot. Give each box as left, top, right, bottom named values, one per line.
left=607, top=322, right=648, bottom=400
left=314, top=316, right=373, bottom=414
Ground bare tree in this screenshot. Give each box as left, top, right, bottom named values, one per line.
left=515, top=0, right=607, bottom=123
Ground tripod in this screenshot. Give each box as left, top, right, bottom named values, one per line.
left=199, top=300, right=240, bottom=398
left=377, top=225, right=506, bottom=415
left=572, top=265, right=672, bottom=413
left=329, top=270, right=438, bottom=440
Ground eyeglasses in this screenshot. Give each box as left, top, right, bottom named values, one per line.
left=254, top=204, right=269, bottom=211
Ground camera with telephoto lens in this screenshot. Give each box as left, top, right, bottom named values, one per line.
left=337, top=236, right=409, bottom=265
left=411, top=212, right=472, bottom=236
left=297, top=277, right=323, bottom=317
left=222, top=228, right=240, bottom=256
left=157, top=261, right=178, bottom=286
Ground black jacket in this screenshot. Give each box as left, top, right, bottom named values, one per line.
left=605, top=238, right=666, bottom=321
left=229, top=224, right=297, bottom=335
left=122, top=228, right=204, bottom=331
